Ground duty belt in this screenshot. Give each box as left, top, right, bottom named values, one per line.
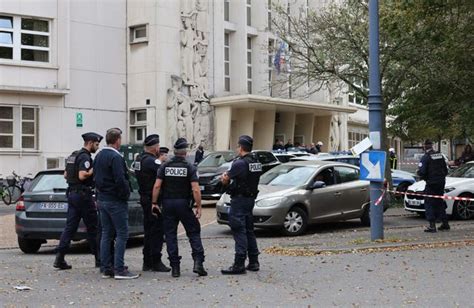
left=68, top=186, right=93, bottom=194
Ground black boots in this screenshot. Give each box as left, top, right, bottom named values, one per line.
left=171, top=265, right=180, bottom=277
left=193, top=260, right=208, bottom=276
left=424, top=221, right=437, bottom=233
left=53, top=252, right=72, bottom=270
left=246, top=255, right=260, bottom=272
left=221, top=256, right=246, bottom=275
left=143, top=258, right=171, bottom=272
left=153, top=259, right=171, bottom=272
left=438, top=221, right=451, bottom=231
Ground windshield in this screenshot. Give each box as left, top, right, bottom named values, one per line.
left=29, top=173, right=68, bottom=192
left=449, top=163, right=474, bottom=178
left=199, top=152, right=235, bottom=168
left=260, top=165, right=316, bottom=186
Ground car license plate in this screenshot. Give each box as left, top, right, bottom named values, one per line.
left=200, top=186, right=204, bottom=191
left=40, top=202, right=67, bottom=210
left=408, top=199, right=422, bottom=206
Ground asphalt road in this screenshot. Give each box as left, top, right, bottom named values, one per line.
left=1, top=206, right=473, bottom=306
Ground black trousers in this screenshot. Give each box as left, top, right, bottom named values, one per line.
left=229, top=196, right=259, bottom=260
left=162, top=199, right=205, bottom=266
left=424, top=183, right=448, bottom=223
left=56, top=191, right=97, bottom=255
left=140, top=195, right=165, bottom=264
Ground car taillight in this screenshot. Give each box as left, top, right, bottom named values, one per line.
left=16, top=197, right=25, bottom=211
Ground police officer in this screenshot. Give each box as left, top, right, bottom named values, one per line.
left=417, top=139, right=450, bottom=233
left=221, top=135, right=262, bottom=275
left=54, top=132, right=102, bottom=270
left=389, top=148, right=398, bottom=169
left=151, top=138, right=207, bottom=278
left=158, top=147, right=170, bottom=164
left=133, top=134, right=171, bottom=272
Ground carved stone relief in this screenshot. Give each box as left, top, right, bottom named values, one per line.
left=167, top=0, right=213, bottom=149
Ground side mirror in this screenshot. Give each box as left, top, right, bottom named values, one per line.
left=310, top=181, right=326, bottom=190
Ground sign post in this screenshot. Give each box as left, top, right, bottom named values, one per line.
left=368, top=0, right=384, bottom=240
left=76, top=112, right=83, bottom=128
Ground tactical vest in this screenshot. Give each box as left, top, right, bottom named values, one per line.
left=134, top=152, right=157, bottom=195
left=233, top=153, right=262, bottom=198
left=424, top=150, right=448, bottom=185
left=161, top=157, right=193, bottom=199
left=65, top=148, right=91, bottom=187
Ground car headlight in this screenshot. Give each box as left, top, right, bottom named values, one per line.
left=444, top=187, right=455, bottom=193
left=256, top=197, right=286, bottom=208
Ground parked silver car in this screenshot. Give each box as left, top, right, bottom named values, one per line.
left=15, top=169, right=144, bottom=253
left=216, top=161, right=374, bottom=236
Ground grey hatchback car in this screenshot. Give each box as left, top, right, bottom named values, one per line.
left=217, top=161, right=375, bottom=236
left=15, top=169, right=144, bottom=253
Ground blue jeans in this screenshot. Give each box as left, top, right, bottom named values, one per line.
left=229, top=197, right=259, bottom=259
left=98, top=200, right=128, bottom=273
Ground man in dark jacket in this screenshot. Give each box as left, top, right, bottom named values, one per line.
left=417, top=139, right=450, bottom=233
left=94, top=128, right=139, bottom=280
left=194, top=145, right=204, bottom=165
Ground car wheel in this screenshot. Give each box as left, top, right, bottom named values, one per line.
left=18, top=237, right=42, bottom=254
left=281, top=207, right=308, bottom=236
left=360, top=205, right=370, bottom=226
left=452, top=193, right=474, bottom=220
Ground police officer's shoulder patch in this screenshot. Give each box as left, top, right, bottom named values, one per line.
left=84, top=161, right=90, bottom=169
left=154, top=159, right=161, bottom=165
left=418, top=162, right=423, bottom=167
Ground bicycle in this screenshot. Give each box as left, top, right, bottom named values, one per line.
left=0, top=175, right=12, bottom=205
left=1, top=171, right=33, bottom=205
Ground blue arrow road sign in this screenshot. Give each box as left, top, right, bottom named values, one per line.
left=360, top=150, right=386, bottom=182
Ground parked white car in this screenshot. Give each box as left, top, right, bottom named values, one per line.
left=404, top=161, right=474, bottom=220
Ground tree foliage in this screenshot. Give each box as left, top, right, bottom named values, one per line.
left=272, top=0, right=474, bottom=142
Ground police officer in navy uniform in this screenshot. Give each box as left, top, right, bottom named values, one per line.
left=133, top=134, right=171, bottom=272
left=221, top=135, right=262, bottom=275
left=54, top=132, right=102, bottom=270
left=151, top=138, right=207, bottom=278
left=417, top=139, right=450, bottom=233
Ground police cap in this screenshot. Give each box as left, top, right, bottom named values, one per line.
left=174, top=138, right=188, bottom=149
left=159, top=147, right=169, bottom=154
left=238, top=135, right=253, bottom=147
left=82, top=132, right=103, bottom=143
left=144, top=134, right=160, bottom=146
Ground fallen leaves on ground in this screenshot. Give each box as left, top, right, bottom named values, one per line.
left=263, top=239, right=474, bottom=257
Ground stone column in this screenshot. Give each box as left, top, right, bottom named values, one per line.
left=215, top=106, right=232, bottom=150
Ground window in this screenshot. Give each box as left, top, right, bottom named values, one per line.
left=246, top=0, right=251, bottom=26
left=224, top=32, right=230, bottom=91
left=130, top=109, right=147, bottom=145
left=0, top=15, right=50, bottom=62
left=224, top=0, right=230, bottom=22
left=0, top=106, right=38, bottom=150
left=21, top=107, right=37, bottom=148
left=0, top=106, right=13, bottom=147
left=348, top=78, right=367, bottom=105
left=334, top=166, right=359, bottom=183
left=267, top=0, right=272, bottom=30
left=268, top=39, right=274, bottom=96
left=46, top=158, right=59, bottom=169
left=256, top=152, right=277, bottom=164
left=247, top=36, right=252, bottom=94
left=130, top=24, right=148, bottom=44
left=314, top=167, right=335, bottom=186
left=348, top=131, right=368, bottom=148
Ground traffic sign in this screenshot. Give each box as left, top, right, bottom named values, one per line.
left=76, top=112, right=83, bottom=128
left=360, top=150, right=386, bottom=182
